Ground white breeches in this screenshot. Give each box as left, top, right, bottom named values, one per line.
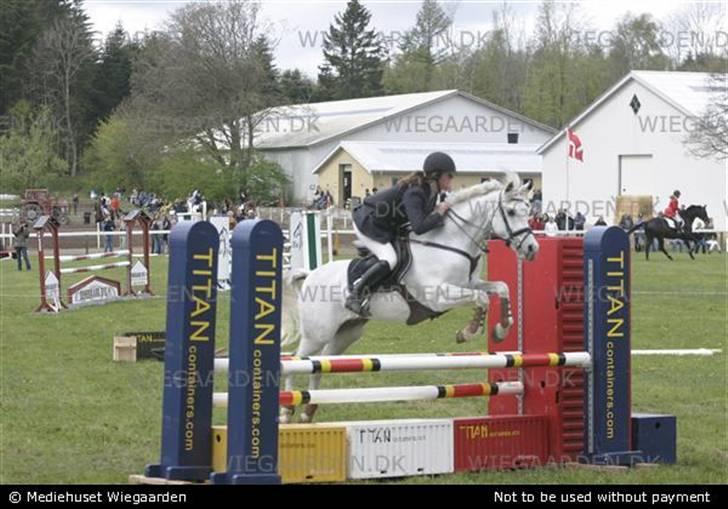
left=353, top=222, right=398, bottom=270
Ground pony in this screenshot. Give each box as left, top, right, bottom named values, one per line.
left=628, top=205, right=709, bottom=260
left=280, top=173, right=540, bottom=423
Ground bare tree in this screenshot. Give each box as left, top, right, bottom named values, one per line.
left=684, top=72, right=728, bottom=160
left=663, top=3, right=726, bottom=66
left=132, top=0, right=279, bottom=176
left=33, top=11, right=95, bottom=176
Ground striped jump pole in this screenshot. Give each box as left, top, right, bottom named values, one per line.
left=212, top=381, right=524, bottom=408
left=59, top=260, right=130, bottom=274
left=214, top=352, right=592, bottom=375
left=48, top=250, right=130, bottom=262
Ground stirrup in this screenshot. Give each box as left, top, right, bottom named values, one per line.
left=345, top=295, right=371, bottom=317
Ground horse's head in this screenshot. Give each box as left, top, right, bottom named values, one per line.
left=491, top=173, right=539, bottom=261
left=682, top=204, right=710, bottom=225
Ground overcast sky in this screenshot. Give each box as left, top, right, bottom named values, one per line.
left=84, top=0, right=718, bottom=77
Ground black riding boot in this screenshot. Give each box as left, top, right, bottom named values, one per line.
left=345, top=260, right=391, bottom=317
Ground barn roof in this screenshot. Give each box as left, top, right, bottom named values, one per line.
left=312, top=141, right=543, bottom=175
left=537, top=70, right=726, bottom=154
left=255, top=90, right=555, bottom=150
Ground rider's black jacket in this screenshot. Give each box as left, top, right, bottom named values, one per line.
left=352, top=182, right=444, bottom=243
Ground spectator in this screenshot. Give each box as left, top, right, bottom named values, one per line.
left=595, top=216, right=607, bottom=226
left=633, top=213, right=646, bottom=251
left=103, top=217, right=115, bottom=252
left=365, top=189, right=371, bottom=197
left=574, top=211, right=586, bottom=231
left=555, top=210, right=574, bottom=230
left=12, top=220, right=31, bottom=271
left=531, top=189, right=543, bottom=215
left=72, top=192, right=79, bottom=215
left=117, top=217, right=127, bottom=250
left=618, top=214, right=633, bottom=231
left=528, top=214, right=545, bottom=232
left=161, top=216, right=171, bottom=254
left=325, top=190, right=334, bottom=208
left=692, top=215, right=707, bottom=254
left=151, top=217, right=162, bottom=254
left=110, top=193, right=121, bottom=216
left=544, top=215, right=558, bottom=237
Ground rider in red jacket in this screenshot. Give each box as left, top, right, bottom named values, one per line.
left=663, top=190, right=682, bottom=229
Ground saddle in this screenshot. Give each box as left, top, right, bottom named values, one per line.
left=346, top=233, right=446, bottom=325
left=663, top=217, right=683, bottom=232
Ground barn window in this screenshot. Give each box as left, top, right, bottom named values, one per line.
left=629, top=94, right=641, bottom=114
left=507, top=132, right=519, bottom=144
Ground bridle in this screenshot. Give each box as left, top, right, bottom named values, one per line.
left=494, top=193, right=534, bottom=250
left=409, top=189, right=534, bottom=275
left=448, top=190, right=533, bottom=250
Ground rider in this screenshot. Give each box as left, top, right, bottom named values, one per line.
left=345, top=152, right=456, bottom=316
left=663, top=190, right=682, bottom=230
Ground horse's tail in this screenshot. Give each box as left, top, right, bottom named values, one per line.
left=281, top=267, right=309, bottom=348
left=627, top=222, right=645, bottom=235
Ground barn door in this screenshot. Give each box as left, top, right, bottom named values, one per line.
left=618, top=154, right=654, bottom=195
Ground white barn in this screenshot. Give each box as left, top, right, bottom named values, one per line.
left=255, top=90, right=555, bottom=204
left=538, top=70, right=727, bottom=230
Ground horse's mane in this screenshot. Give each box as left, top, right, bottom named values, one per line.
left=444, top=172, right=522, bottom=206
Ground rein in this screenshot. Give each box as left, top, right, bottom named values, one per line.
left=410, top=190, right=534, bottom=275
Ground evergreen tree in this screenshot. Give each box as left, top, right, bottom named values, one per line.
left=318, top=0, right=386, bottom=99
left=398, top=0, right=451, bottom=90
left=91, top=23, right=138, bottom=124
left=280, top=69, right=315, bottom=103
left=0, top=0, right=73, bottom=117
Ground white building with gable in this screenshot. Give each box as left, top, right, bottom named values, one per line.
left=538, top=70, right=727, bottom=230
left=255, top=90, right=555, bottom=204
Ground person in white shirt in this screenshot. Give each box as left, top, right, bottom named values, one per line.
left=692, top=216, right=708, bottom=254
left=544, top=215, right=558, bottom=237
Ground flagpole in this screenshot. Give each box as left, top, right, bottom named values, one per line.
left=565, top=128, right=570, bottom=215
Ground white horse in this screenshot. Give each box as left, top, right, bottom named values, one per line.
left=280, top=173, right=539, bottom=423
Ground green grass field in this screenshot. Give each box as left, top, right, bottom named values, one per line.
left=1, top=251, right=726, bottom=484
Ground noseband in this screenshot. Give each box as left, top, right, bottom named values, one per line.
left=496, top=194, right=534, bottom=250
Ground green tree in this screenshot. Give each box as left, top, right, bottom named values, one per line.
left=397, top=0, right=452, bottom=90
left=0, top=0, right=72, bottom=116
left=280, top=69, right=315, bottom=103
left=0, top=102, right=66, bottom=191
left=131, top=0, right=279, bottom=175
left=91, top=23, right=138, bottom=124
left=243, top=156, right=290, bottom=205
left=608, top=14, right=670, bottom=78
left=318, top=0, right=386, bottom=99
left=31, top=3, right=96, bottom=176
left=81, top=104, right=162, bottom=192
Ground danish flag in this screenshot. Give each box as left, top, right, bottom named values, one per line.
left=567, top=128, right=584, bottom=162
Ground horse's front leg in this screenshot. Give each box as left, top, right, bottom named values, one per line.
left=472, top=280, right=512, bottom=342
left=456, top=306, right=487, bottom=344
left=429, top=283, right=510, bottom=343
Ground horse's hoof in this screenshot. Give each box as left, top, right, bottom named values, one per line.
left=299, top=413, right=313, bottom=424
left=279, top=407, right=294, bottom=424
left=493, top=324, right=508, bottom=342
left=456, top=330, right=467, bottom=343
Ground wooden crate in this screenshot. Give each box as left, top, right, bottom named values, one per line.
left=113, top=331, right=165, bottom=362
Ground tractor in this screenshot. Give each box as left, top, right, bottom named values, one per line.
left=21, top=189, right=70, bottom=225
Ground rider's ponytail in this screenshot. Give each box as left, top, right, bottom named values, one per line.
left=397, top=171, right=433, bottom=188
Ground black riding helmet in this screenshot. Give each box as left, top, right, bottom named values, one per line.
left=423, top=152, right=456, bottom=178
left=673, top=190, right=681, bottom=198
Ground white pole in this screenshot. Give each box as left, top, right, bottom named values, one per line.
left=631, top=348, right=722, bottom=356
left=214, top=352, right=592, bottom=375
left=212, top=381, right=523, bottom=407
